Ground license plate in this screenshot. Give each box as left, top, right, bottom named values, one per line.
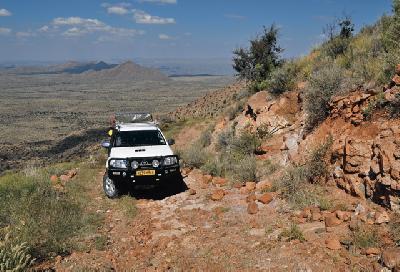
left=136, top=170, right=155, bottom=176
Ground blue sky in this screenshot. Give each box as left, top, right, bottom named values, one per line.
left=0, top=0, right=394, bottom=63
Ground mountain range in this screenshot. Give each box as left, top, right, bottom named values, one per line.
left=0, top=60, right=170, bottom=81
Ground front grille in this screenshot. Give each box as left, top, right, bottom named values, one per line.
left=129, top=157, right=161, bottom=169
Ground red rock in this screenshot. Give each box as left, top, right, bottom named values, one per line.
left=67, top=169, right=77, bottom=179
left=59, top=174, right=70, bottom=182
left=325, top=214, right=342, bottom=227
left=245, top=181, right=256, bottom=191
left=256, top=179, right=272, bottom=191
left=211, top=189, right=225, bottom=201
left=50, top=175, right=58, bottom=184
left=233, top=183, right=242, bottom=189
left=202, top=175, right=213, bottom=184
left=300, top=208, right=312, bottom=219
left=212, top=177, right=228, bottom=186
left=382, top=248, right=400, bottom=269
left=336, top=210, right=351, bottom=222
left=311, top=211, right=322, bottom=222
left=364, top=247, right=380, bottom=255
left=325, top=238, right=341, bottom=250
left=246, top=193, right=257, bottom=203
left=257, top=192, right=274, bottom=204
left=247, top=201, right=259, bottom=214
left=375, top=210, right=390, bottom=224
left=239, top=187, right=249, bottom=194
left=188, top=188, right=196, bottom=195
left=392, top=75, right=400, bottom=86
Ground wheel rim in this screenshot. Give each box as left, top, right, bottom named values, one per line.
left=105, top=176, right=116, bottom=195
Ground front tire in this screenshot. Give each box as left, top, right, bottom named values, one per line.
left=103, top=174, right=120, bottom=198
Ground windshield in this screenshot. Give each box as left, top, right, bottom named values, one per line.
left=114, top=130, right=166, bottom=147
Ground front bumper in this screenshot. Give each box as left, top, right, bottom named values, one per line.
left=107, top=162, right=180, bottom=185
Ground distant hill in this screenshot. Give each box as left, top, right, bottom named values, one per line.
left=0, top=60, right=170, bottom=81
left=81, top=61, right=170, bottom=81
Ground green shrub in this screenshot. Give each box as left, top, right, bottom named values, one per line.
left=256, top=123, right=274, bottom=140
left=233, top=132, right=260, bottom=155
left=201, top=157, right=225, bottom=177
left=362, top=92, right=387, bottom=120
left=198, top=127, right=213, bottom=147
left=181, top=143, right=209, bottom=168
left=267, top=60, right=301, bottom=95
left=351, top=225, right=379, bottom=249
left=0, top=173, right=87, bottom=259
left=0, top=232, right=34, bottom=272
left=304, top=64, right=345, bottom=132
left=233, top=25, right=283, bottom=82
left=228, top=155, right=258, bottom=183
left=274, top=137, right=333, bottom=208
left=227, top=101, right=245, bottom=121
left=279, top=223, right=305, bottom=242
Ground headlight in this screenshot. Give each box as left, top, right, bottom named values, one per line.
left=164, top=156, right=178, bottom=166
left=109, top=159, right=128, bottom=169
left=131, top=161, right=139, bottom=169
left=152, top=160, right=160, bottom=168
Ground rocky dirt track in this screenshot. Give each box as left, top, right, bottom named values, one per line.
left=52, top=167, right=393, bottom=272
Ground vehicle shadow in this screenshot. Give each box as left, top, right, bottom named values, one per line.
left=127, top=174, right=188, bottom=200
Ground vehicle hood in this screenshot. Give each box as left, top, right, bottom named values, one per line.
left=109, top=145, right=174, bottom=159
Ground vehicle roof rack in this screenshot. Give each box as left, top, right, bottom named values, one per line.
left=113, top=112, right=155, bottom=125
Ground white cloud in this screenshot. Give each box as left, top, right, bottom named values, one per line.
left=107, top=6, right=130, bottom=15
left=0, top=8, right=11, bottom=16
left=50, top=17, right=145, bottom=40
left=53, top=17, right=105, bottom=28
left=159, top=34, right=171, bottom=40
left=38, top=25, right=50, bottom=32
left=139, top=0, right=177, bottom=4
left=133, top=10, right=175, bottom=24
left=0, top=27, right=11, bottom=35
left=16, top=31, right=37, bottom=38
left=62, top=27, right=87, bottom=37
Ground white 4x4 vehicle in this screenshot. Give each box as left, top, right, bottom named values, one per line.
left=101, top=113, right=180, bottom=198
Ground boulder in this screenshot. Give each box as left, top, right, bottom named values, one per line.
left=50, top=175, right=58, bottom=184
left=188, top=188, right=197, bottom=195
left=59, top=174, right=70, bottom=183
left=325, top=237, right=341, bottom=250
left=392, top=75, right=400, bottom=86
left=256, top=179, right=272, bottom=192
left=382, top=248, right=400, bottom=269
left=325, top=214, right=342, bottom=227
left=202, top=175, right=213, bottom=184
left=374, top=210, right=390, bottom=224
left=364, top=247, right=380, bottom=255
left=336, top=210, right=351, bottom=222
left=246, top=193, right=257, bottom=203
left=245, top=181, right=256, bottom=191
left=211, top=189, right=225, bottom=201
left=212, top=177, right=228, bottom=186
left=257, top=192, right=274, bottom=204
left=247, top=201, right=259, bottom=214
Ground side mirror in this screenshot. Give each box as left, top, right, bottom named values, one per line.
left=167, top=139, right=175, bottom=145
left=101, top=140, right=111, bottom=149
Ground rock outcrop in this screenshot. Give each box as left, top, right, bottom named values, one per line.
left=327, top=67, right=400, bottom=211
